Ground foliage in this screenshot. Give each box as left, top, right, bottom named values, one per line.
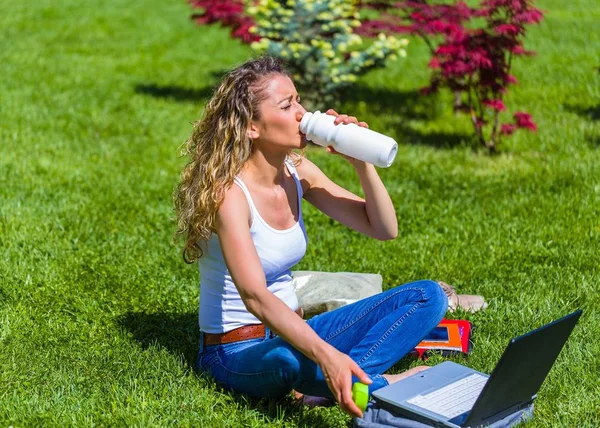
left=190, top=0, right=259, bottom=43
left=189, top=0, right=408, bottom=109
left=358, top=0, right=544, bottom=152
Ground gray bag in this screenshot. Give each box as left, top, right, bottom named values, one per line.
left=292, top=270, right=382, bottom=318
left=353, top=403, right=534, bottom=428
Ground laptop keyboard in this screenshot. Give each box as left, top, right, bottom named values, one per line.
left=407, top=373, right=488, bottom=418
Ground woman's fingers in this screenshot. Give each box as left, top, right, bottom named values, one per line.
left=350, top=360, right=373, bottom=385
left=341, top=383, right=364, bottom=418
left=341, top=361, right=372, bottom=417
left=324, top=109, right=368, bottom=127
left=333, top=114, right=348, bottom=125
left=320, top=350, right=370, bottom=418
left=334, top=115, right=357, bottom=125
left=330, top=365, right=362, bottom=418
left=336, top=357, right=371, bottom=417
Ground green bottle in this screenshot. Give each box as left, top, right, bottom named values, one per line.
left=352, top=382, right=369, bottom=413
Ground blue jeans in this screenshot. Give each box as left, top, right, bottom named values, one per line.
left=196, top=279, right=448, bottom=399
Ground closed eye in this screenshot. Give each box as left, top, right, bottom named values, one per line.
left=282, top=95, right=301, bottom=110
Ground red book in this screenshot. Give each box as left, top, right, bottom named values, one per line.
left=412, top=319, right=472, bottom=359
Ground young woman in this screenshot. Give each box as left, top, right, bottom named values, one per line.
left=174, top=56, right=448, bottom=417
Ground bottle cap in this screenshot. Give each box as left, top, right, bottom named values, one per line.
left=352, top=382, right=369, bottom=413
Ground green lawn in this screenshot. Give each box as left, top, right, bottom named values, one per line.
left=1, top=0, right=599, bottom=426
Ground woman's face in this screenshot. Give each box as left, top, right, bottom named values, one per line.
left=249, top=74, right=307, bottom=151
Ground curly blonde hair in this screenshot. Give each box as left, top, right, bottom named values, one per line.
left=174, top=56, right=292, bottom=263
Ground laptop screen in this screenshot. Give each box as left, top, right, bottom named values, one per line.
left=464, top=310, right=582, bottom=426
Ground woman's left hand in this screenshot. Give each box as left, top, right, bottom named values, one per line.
left=325, top=108, right=369, bottom=129
left=324, top=109, right=369, bottom=166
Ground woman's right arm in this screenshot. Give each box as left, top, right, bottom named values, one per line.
left=215, top=185, right=371, bottom=417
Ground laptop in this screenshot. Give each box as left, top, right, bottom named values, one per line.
left=372, top=310, right=582, bottom=428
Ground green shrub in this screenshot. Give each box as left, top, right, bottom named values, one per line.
left=245, top=0, right=408, bottom=109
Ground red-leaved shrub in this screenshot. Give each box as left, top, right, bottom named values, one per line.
left=189, top=0, right=259, bottom=44
left=358, top=0, right=544, bottom=152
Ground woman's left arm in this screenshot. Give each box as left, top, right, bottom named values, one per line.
left=299, top=111, right=398, bottom=240
left=352, top=160, right=398, bottom=240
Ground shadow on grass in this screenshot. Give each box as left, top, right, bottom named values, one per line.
left=342, top=86, right=437, bottom=121
left=585, top=134, right=600, bottom=148
left=341, top=85, right=471, bottom=149
left=120, top=311, right=200, bottom=367
left=120, top=311, right=348, bottom=426
left=134, top=83, right=214, bottom=103
left=565, top=103, right=600, bottom=122
left=134, top=70, right=230, bottom=103
left=564, top=103, right=600, bottom=148
left=395, top=126, right=471, bottom=149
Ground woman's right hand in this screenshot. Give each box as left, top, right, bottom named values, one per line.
left=317, top=346, right=372, bottom=417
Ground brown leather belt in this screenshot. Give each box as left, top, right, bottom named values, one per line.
left=203, top=307, right=303, bottom=347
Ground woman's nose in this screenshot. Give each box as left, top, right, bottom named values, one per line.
left=296, top=105, right=307, bottom=121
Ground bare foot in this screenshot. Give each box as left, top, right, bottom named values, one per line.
left=383, top=366, right=431, bottom=384
left=292, top=390, right=334, bottom=408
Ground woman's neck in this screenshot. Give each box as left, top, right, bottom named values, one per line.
left=243, top=148, right=289, bottom=187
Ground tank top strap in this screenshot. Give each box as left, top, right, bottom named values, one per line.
left=233, top=177, right=256, bottom=226
left=284, top=157, right=304, bottom=211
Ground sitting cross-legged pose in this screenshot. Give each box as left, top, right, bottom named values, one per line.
left=174, top=56, right=450, bottom=417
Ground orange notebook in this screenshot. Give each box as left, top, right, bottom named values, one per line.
left=412, top=319, right=472, bottom=359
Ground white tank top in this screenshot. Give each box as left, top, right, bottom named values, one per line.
left=198, top=158, right=308, bottom=333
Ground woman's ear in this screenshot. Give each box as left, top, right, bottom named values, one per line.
left=248, top=122, right=260, bottom=140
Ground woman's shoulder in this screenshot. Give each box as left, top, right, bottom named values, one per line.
left=292, top=155, right=327, bottom=193
left=217, top=181, right=252, bottom=229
